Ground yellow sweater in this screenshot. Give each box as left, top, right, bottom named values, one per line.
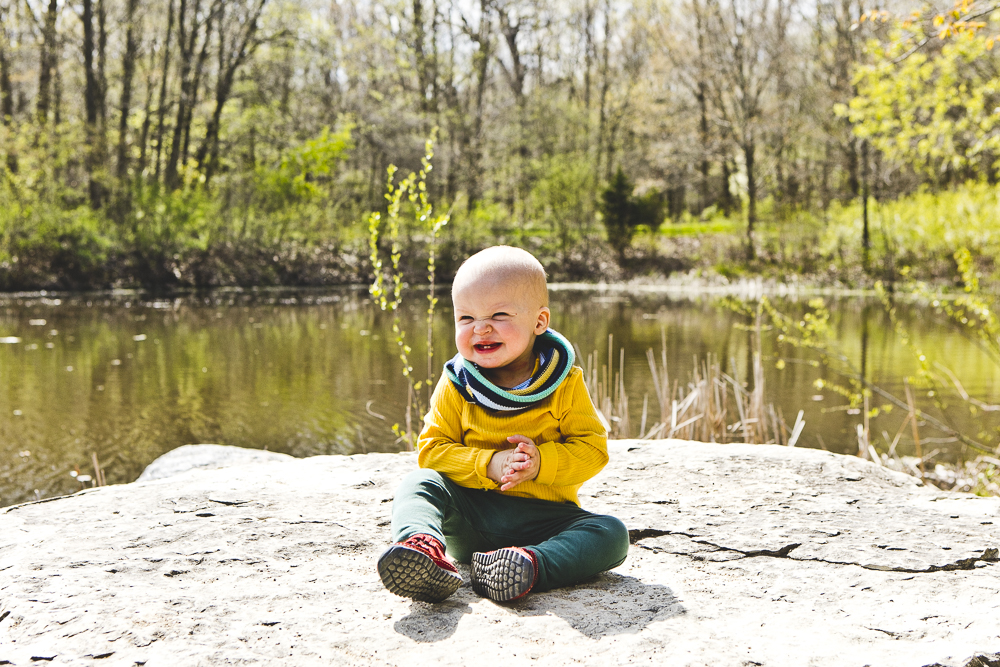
left=416, top=366, right=608, bottom=506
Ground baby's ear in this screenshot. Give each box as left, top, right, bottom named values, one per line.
left=535, top=307, right=551, bottom=333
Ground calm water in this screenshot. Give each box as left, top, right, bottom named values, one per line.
left=2, top=287, right=998, bottom=507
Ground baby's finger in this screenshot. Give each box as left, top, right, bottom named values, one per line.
left=500, top=469, right=528, bottom=488
left=500, top=476, right=524, bottom=491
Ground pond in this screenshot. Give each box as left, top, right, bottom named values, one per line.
left=2, top=286, right=998, bottom=507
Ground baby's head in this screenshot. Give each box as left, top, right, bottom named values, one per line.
left=451, top=246, right=550, bottom=377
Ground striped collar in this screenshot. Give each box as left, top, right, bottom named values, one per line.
left=443, top=329, right=575, bottom=411
left=510, top=350, right=548, bottom=391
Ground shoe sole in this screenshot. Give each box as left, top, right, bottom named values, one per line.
left=471, top=549, right=535, bottom=602
left=377, top=545, right=462, bottom=603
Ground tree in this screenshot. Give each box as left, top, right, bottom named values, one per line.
left=846, top=7, right=1000, bottom=184
left=165, top=0, right=221, bottom=190
left=35, top=0, right=59, bottom=126
left=80, top=0, right=110, bottom=208
left=0, top=1, right=17, bottom=172
left=600, top=166, right=661, bottom=261
left=704, top=0, right=794, bottom=258
left=116, top=0, right=141, bottom=181
left=194, top=0, right=269, bottom=185
left=458, top=0, right=493, bottom=211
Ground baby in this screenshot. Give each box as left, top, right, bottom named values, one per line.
left=377, top=246, right=628, bottom=603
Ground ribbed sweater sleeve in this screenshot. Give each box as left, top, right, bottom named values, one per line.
left=534, top=370, right=609, bottom=487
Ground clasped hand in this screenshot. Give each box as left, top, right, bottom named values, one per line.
left=486, top=435, right=539, bottom=491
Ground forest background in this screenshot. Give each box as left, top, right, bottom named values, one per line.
left=0, top=0, right=998, bottom=291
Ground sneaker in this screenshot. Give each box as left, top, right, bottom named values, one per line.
left=471, top=546, right=538, bottom=602
left=377, top=534, right=462, bottom=603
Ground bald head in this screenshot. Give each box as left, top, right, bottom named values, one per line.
left=452, top=246, right=548, bottom=308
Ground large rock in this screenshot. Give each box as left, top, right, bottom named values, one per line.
left=136, top=444, right=295, bottom=482
left=0, top=441, right=998, bottom=666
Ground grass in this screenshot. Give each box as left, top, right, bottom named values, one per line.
left=658, top=219, right=741, bottom=238
left=643, top=181, right=1000, bottom=289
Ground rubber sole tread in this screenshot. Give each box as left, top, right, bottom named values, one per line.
left=377, top=545, right=462, bottom=603
left=471, top=548, right=535, bottom=602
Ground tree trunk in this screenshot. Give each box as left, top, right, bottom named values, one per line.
left=35, top=0, right=58, bottom=125
left=0, top=12, right=16, bottom=173
left=0, top=31, right=12, bottom=126
left=165, top=0, right=199, bottom=189
left=744, top=137, right=756, bottom=260
left=596, top=0, right=611, bottom=184
left=196, top=0, right=267, bottom=185
left=821, top=138, right=831, bottom=209
left=860, top=138, right=870, bottom=271
left=583, top=1, right=594, bottom=111
left=153, top=0, right=176, bottom=181
left=137, top=63, right=155, bottom=174
left=498, top=9, right=526, bottom=106
left=180, top=6, right=216, bottom=173
left=97, top=0, right=107, bottom=125
left=845, top=139, right=859, bottom=197
left=694, top=0, right=710, bottom=213
left=412, top=0, right=434, bottom=117
left=52, top=46, right=62, bottom=125
left=720, top=158, right=736, bottom=216
left=117, top=0, right=142, bottom=180
left=82, top=0, right=108, bottom=208
left=465, top=0, right=491, bottom=212
left=497, top=6, right=528, bottom=224
left=440, top=5, right=460, bottom=203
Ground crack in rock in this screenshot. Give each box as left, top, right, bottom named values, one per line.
left=636, top=531, right=998, bottom=573
left=209, top=498, right=249, bottom=506
left=637, top=533, right=800, bottom=561
left=742, top=543, right=801, bottom=558
left=923, top=653, right=1000, bottom=667
left=868, top=627, right=904, bottom=639
left=627, top=528, right=671, bottom=543
left=786, top=550, right=998, bottom=574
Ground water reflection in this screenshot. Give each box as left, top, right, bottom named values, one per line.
left=1, top=288, right=997, bottom=507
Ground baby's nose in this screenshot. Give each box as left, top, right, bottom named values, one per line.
left=473, top=320, right=492, bottom=333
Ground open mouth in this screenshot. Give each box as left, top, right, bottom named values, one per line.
left=474, top=342, right=502, bottom=352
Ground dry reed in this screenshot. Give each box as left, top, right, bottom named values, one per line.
left=581, top=326, right=795, bottom=445
left=90, top=452, right=106, bottom=487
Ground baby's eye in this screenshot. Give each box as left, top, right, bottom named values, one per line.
left=491, top=312, right=512, bottom=320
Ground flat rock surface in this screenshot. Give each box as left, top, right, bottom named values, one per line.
left=136, top=444, right=295, bottom=482
left=1, top=441, right=998, bottom=666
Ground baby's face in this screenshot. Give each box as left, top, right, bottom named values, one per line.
left=452, top=278, right=550, bottom=372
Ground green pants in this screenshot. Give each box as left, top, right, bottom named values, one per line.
left=391, top=469, right=629, bottom=593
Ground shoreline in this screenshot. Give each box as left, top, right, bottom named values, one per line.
left=0, top=272, right=984, bottom=302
